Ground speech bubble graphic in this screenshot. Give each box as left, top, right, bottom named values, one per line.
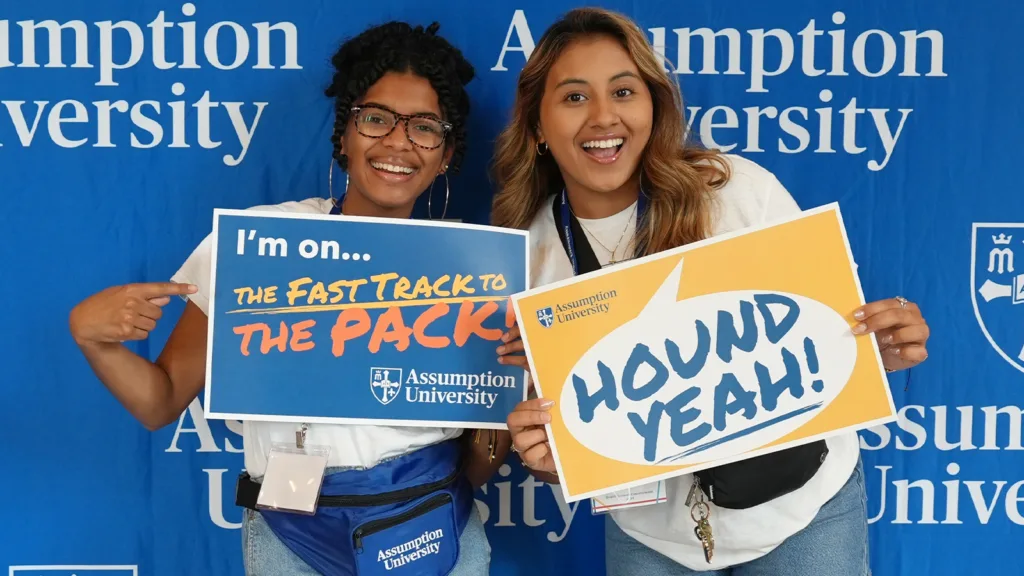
left=559, top=258, right=858, bottom=467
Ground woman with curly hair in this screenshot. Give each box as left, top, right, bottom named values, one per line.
left=68, top=21, right=501, bottom=576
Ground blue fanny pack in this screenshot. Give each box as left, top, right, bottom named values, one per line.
left=235, top=439, right=474, bottom=576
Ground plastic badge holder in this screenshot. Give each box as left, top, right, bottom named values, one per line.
left=256, top=443, right=331, bottom=516
left=591, top=480, right=667, bottom=515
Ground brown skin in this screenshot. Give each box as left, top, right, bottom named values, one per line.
left=498, top=37, right=932, bottom=485
left=69, top=71, right=507, bottom=488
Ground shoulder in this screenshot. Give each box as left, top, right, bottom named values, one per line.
left=170, top=197, right=334, bottom=315
left=525, top=195, right=572, bottom=289
left=704, top=153, right=802, bottom=236
left=526, top=195, right=557, bottom=243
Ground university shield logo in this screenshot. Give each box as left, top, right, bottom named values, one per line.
left=369, top=367, right=403, bottom=405
left=971, top=223, right=1024, bottom=374
left=537, top=307, right=555, bottom=328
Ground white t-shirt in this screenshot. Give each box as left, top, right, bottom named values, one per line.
left=526, top=154, right=861, bottom=570
left=170, top=197, right=461, bottom=477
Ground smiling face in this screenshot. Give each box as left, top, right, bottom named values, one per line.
left=537, top=34, right=653, bottom=207
left=340, top=71, right=453, bottom=218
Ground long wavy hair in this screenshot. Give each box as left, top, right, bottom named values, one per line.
left=490, top=8, right=730, bottom=255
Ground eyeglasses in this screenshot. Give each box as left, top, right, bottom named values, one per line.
left=350, top=105, right=452, bottom=150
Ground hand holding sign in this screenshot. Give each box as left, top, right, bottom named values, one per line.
left=70, top=282, right=198, bottom=344
left=507, top=397, right=557, bottom=473
left=853, top=297, right=930, bottom=371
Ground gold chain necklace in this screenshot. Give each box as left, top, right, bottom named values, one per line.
left=570, top=202, right=637, bottom=263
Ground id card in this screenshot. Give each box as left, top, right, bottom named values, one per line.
left=591, top=481, right=667, bottom=514
left=256, top=443, right=331, bottom=515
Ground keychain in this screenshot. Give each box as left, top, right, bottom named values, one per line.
left=686, top=478, right=714, bottom=563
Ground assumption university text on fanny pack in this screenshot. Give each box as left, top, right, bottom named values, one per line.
left=203, top=209, right=530, bottom=429
left=512, top=203, right=898, bottom=502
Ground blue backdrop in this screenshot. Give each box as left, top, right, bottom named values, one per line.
left=2, top=1, right=1021, bottom=575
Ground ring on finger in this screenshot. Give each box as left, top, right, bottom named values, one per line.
left=895, top=296, right=908, bottom=309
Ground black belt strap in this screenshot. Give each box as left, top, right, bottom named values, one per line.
left=235, top=459, right=468, bottom=510
left=234, top=472, right=264, bottom=510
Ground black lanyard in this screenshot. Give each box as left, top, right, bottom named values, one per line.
left=554, top=188, right=648, bottom=276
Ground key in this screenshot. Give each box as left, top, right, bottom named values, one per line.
left=691, top=499, right=714, bottom=564
left=697, top=516, right=714, bottom=563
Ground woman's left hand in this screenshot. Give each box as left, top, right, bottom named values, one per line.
left=852, top=296, right=930, bottom=372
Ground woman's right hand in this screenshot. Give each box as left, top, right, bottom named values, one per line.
left=507, top=397, right=557, bottom=473
left=69, top=282, right=197, bottom=345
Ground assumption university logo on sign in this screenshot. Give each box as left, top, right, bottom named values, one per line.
left=537, top=307, right=555, bottom=328
left=972, top=223, right=1024, bottom=374
left=370, top=368, right=403, bottom=405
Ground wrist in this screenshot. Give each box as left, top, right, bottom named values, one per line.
left=72, top=331, right=117, bottom=352
left=68, top=308, right=93, bottom=347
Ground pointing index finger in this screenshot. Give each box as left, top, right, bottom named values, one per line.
left=137, top=282, right=199, bottom=298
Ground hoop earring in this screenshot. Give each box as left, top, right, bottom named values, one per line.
left=427, top=172, right=450, bottom=220
left=536, top=142, right=548, bottom=155
left=327, top=157, right=349, bottom=210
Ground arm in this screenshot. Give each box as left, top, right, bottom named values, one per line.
left=69, top=283, right=208, bottom=431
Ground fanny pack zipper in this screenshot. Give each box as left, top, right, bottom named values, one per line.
left=317, top=465, right=461, bottom=508
left=353, top=492, right=453, bottom=553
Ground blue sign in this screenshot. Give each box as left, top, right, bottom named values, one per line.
left=206, top=210, right=529, bottom=428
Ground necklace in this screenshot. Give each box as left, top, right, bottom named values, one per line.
left=569, top=201, right=638, bottom=264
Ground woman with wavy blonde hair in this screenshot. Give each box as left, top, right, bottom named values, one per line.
left=494, top=7, right=931, bottom=576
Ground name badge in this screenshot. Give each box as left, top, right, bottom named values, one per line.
left=256, top=424, right=331, bottom=515
left=591, top=480, right=668, bottom=514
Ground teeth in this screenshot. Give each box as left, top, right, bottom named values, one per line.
left=371, top=161, right=414, bottom=174
left=582, top=138, right=624, bottom=149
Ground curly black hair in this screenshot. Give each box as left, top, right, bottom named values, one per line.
left=324, top=21, right=475, bottom=174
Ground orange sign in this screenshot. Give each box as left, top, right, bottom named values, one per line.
left=511, top=203, right=896, bottom=502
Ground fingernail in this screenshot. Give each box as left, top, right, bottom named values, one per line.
left=853, top=309, right=865, bottom=320
left=852, top=323, right=867, bottom=334
left=540, top=399, right=554, bottom=408
left=880, top=334, right=892, bottom=345
left=501, top=333, right=510, bottom=342
left=497, top=357, right=504, bottom=364
left=496, top=345, right=506, bottom=354
left=540, top=413, right=551, bottom=423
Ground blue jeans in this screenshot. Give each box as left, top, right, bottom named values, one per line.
left=605, top=460, right=870, bottom=576
left=242, top=501, right=491, bottom=575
